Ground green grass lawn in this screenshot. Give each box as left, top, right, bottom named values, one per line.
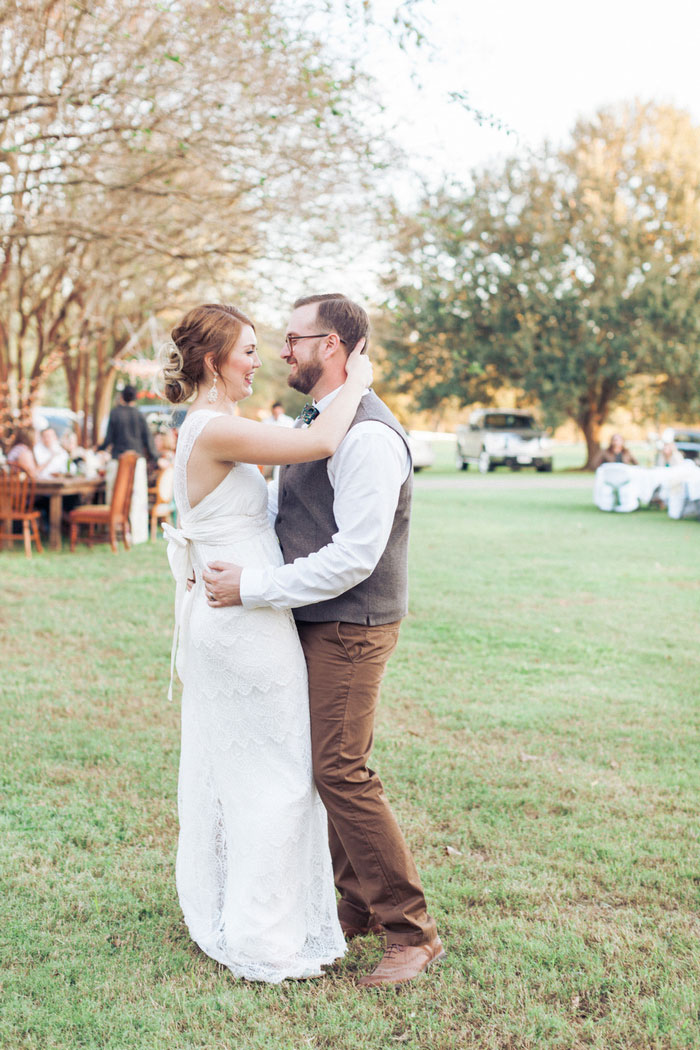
left=2, top=482, right=699, bottom=1049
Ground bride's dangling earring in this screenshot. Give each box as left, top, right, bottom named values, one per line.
left=207, top=372, right=219, bottom=404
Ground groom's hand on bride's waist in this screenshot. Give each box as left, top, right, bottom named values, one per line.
left=202, top=561, right=243, bottom=607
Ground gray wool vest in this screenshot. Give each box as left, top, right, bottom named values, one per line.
left=276, top=390, right=413, bottom=625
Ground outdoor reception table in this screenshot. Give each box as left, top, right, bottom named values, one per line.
left=594, top=461, right=700, bottom=516
left=667, top=462, right=700, bottom=519
left=34, top=475, right=106, bottom=550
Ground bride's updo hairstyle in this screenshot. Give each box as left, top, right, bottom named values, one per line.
left=161, top=303, right=255, bottom=404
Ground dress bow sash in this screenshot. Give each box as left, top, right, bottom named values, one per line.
left=162, top=513, right=269, bottom=701
left=162, top=520, right=194, bottom=702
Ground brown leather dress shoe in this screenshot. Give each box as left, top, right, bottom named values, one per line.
left=358, top=936, right=445, bottom=987
left=340, top=916, right=384, bottom=941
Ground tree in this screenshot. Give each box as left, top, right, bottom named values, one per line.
left=382, top=102, right=700, bottom=466
left=0, top=0, right=397, bottom=440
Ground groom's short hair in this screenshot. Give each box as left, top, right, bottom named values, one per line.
left=294, top=293, right=369, bottom=355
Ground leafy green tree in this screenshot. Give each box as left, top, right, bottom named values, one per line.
left=382, top=102, right=700, bottom=465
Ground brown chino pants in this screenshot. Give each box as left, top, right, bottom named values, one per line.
left=297, top=619, right=436, bottom=947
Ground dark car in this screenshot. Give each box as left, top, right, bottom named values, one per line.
left=669, top=428, right=700, bottom=462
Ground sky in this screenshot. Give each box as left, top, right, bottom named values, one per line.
left=259, top=0, right=700, bottom=318
left=370, top=0, right=700, bottom=189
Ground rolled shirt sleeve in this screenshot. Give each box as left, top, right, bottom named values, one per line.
left=240, top=419, right=410, bottom=610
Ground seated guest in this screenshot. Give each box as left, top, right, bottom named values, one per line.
left=7, top=427, right=39, bottom=476
left=592, top=433, right=637, bottom=469
left=8, top=427, right=53, bottom=532
left=34, top=426, right=69, bottom=477
left=60, top=428, right=80, bottom=472
left=656, top=429, right=685, bottom=468
left=60, top=427, right=99, bottom=476
left=148, top=428, right=176, bottom=489
left=155, top=427, right=176, bottom=467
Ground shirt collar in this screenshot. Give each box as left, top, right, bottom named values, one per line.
left=313, top=385, right=369, bottom=412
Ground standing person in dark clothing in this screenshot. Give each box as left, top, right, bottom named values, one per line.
left=100, top=385, right=157, bottom=543
left=100, top=385, right=158, bottom=462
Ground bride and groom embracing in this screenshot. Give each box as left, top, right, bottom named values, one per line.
left=162, top=294, right=444, bottom=986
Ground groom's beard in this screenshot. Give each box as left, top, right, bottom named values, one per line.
left=287, top=347, right=323, bottom=395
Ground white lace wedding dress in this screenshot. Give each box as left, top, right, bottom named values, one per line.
left=165, top=409, right=345, bottom=982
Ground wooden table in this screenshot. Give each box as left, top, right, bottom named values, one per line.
left=34, top=476, right=106, bottom=550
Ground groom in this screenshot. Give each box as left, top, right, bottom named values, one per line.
left=202, top=293, right=444, bottom=987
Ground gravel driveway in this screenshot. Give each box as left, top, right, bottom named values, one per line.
left=414, top=473, right=592, bottom=491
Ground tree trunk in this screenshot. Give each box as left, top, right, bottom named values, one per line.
left=64, top=354, right=80, bottom=417
left=80, top=347, right=91, bottom=446
left=578, top=403, right=604, bottom=469
left=94, top=368, right=119, bottom=446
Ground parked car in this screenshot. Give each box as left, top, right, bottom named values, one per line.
left=32, top=406, right=81, bottom=438
left=138, top=404, right=186, bottom=432
left=407, top=432, right=435, bottom=472
left=455, top=410, right=553, bottom=473
left=663, top=427, right=700, bottom=462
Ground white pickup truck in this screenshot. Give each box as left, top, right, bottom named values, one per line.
left=455, top=410, right=553, bottom=473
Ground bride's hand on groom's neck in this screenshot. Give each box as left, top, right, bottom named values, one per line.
left=344, top=339, right=371, bottom=388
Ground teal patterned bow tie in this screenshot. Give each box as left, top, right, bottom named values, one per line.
left=299, top=403, right=319, bottom=425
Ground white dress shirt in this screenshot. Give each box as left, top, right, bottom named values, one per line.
left=34, top=441, right=69, bottom=477
left=240, top=387, right=411, bottom=610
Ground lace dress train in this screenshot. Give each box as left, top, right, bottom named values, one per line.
left=167, top=410, right=345, bottom=982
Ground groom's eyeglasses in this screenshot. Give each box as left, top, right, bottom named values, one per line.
left=284, top=333, right=347, bottom=352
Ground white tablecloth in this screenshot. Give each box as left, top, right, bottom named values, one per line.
left=594, top=461, right=700, bottom=517
left=667, top=462, right=700, bottom=519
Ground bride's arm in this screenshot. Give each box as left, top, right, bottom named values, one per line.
left=198, top=343, right=372, bottom=467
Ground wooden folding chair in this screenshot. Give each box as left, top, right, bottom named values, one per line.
left=69, top=451, right=138, bottom=553
left=149, top=464, right=175, bottom=540
left=0, top=468, right=43, bottom=558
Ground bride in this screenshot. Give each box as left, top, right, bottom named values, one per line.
left=160, top=302, right=372, bottom=983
